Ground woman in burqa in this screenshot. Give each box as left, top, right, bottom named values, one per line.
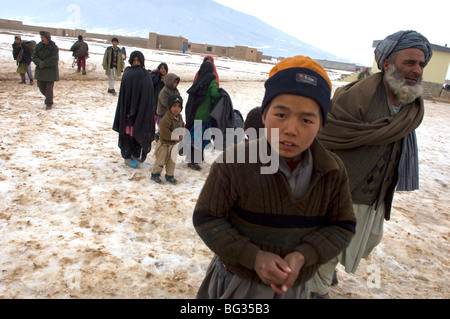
left=184, top=60, right=221, bottom=170
left=113, top=51, right=155, bottom=168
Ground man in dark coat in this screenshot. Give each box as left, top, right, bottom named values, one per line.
left=70, top=35, right=89, bottom=75
left=112, top=51, right=155, bottom=168
left=32, top=31, right=59, bottom=110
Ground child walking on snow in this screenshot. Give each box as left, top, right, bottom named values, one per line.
left=151, top=95, right=186, bottom=184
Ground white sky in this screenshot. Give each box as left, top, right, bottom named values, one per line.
left=214, top=0, right=450, bottom=67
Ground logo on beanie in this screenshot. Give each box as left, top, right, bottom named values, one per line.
left=296, top=73, right=317, bottom=86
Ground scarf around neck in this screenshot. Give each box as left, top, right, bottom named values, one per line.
left=318, top=73, right=424, bottom=193
left=319, top=73, right=424, bottom=150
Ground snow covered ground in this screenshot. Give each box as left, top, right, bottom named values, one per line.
left=0, top=31, right=448, bottom=299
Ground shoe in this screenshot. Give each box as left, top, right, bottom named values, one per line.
left=188, top=163, right=201, bottom=171
left=131, top=156, right=143, bottom=163
left=76, top=69, right=81, bottom=73
left=19, top=80, right=26, bottom=84
left=45, top=105, right=52, bottom=110
left=30, top=80, right=34, bottom=85
left=82, top=70, right=87, bottom=75
left=165, top=175, right=177, bottom=184
left=151, top=174, right=162, bottom=184
left=309, top=292, right=330, bottom=299
left=124, top=159, right=138, bottom=168
left=331, top=269, right=339, bottom=286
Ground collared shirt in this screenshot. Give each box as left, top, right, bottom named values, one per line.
left=279, top=149, right=313, bottom=199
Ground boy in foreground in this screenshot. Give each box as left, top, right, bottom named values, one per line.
left=193, top=56, right=356, bottom=299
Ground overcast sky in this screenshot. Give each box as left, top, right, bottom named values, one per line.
left=214, top=0, right=449, bottom=68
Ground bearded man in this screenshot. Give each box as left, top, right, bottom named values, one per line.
left=309, top=30, right=432, bottom=298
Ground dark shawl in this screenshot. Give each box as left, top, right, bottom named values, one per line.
left=12, top=42, right=32, bottom=65
left=113, top=66, right=155, bottom=154
left=185, top=62, right=216, bottom=129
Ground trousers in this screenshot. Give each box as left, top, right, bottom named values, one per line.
left=37, top=81, right=54, bottom=107
left=308, top=203, right=385, bottom=295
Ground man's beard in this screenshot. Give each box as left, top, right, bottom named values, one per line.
left=385, top=65, right=423, bottom=105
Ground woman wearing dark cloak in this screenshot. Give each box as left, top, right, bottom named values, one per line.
left=184, top=61, right=221, bottom=170
left=112, top=51, right=155, bottom=168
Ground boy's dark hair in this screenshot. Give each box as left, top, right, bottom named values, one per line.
left=111, top=37, right=119, bottom=43
left=244, top=107, right=264, bottom=139
left=128, top=51, right=145, bottom=68
left=78, top=35, right=83, bottom=41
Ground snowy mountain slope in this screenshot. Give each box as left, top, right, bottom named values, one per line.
left=1, top=0, right=347, bottom=61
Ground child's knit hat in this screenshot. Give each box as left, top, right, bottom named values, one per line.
left=261, top=55, right=332, bottom=124
left=168, top=94, right=183, bottom=110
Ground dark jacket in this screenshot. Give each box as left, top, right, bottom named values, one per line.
left=32, top=40, right=59, bottom=82
left=70, top=40, right=89, bottom=57
left=149, top=70, right=165, bottom=115
left=12, top=42, right=32, bottom=65
left=113, top=66, right=155, bottom=157
left=209, top=88, right=239, bottom=149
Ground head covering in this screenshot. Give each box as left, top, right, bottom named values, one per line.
left=168, top=94, right=183, bottom=111
left=40, top=31, right=51, bottom=40
left=197, top=60, right=214, bottom=78
left=78, top=35, right=83, bottom=41
left=194, top=55, right=219, bottom=87
left=15, top=35, right=21, bottom=40
left=261, top=55, right=332, bottom=124
left=374, top=30, right=432, bottom=70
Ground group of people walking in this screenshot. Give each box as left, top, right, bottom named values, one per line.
left=113, top=52, right=225, bottom=185
left=12, top=33, right=125, bottom=109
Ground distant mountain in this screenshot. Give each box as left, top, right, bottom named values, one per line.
left=1, top=0, right=347, bottom=61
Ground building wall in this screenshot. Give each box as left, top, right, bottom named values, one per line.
left=0, top=19, right=263, bottom=63
left=154, top=34, right=187, bottom=51
left=317, top=59, right=361, bottom=72
left=148, top=32, right=158, bottom=49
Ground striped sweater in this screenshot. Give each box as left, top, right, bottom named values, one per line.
left=193, top=139, right=356, bottom=286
